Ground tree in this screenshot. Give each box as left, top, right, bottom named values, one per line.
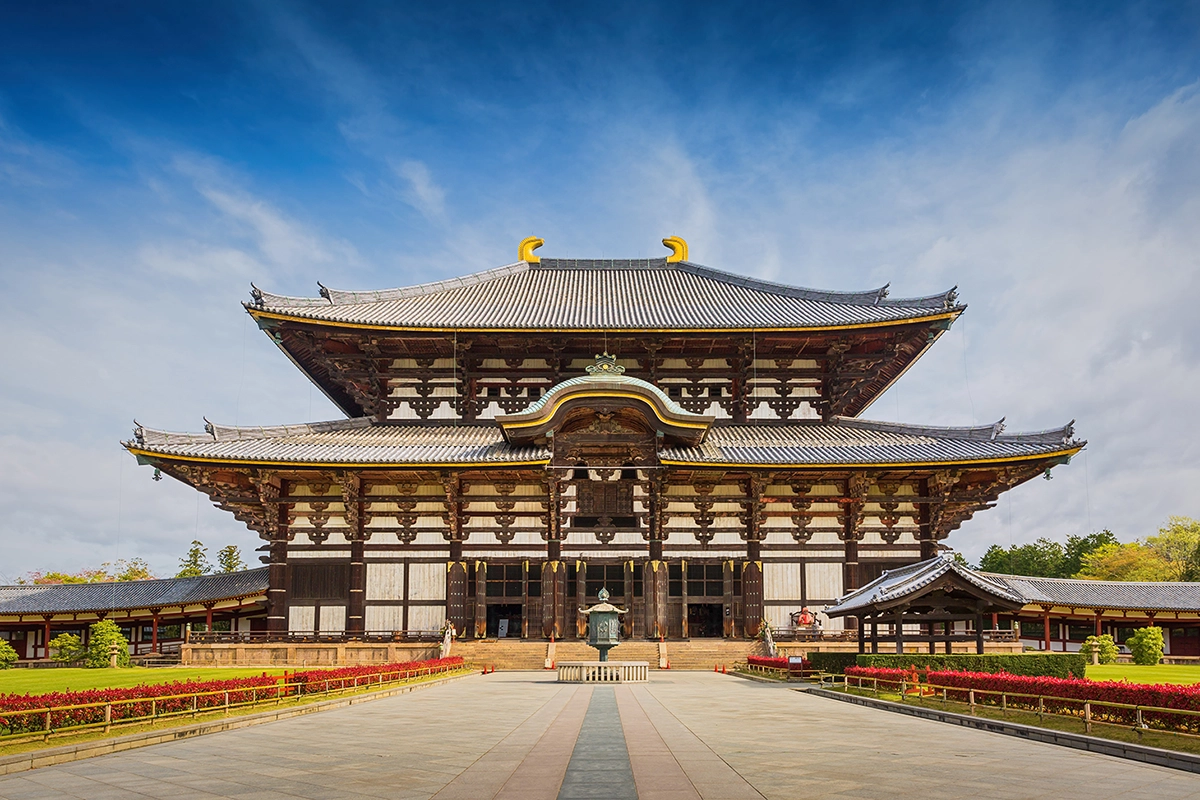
left=1146, top=516, right=1200, bottom=581
left=1080, top=634, right=1118, bottom=664
left=215, top=545, right=246, bottom=573
left=1076, top=542, right=1173, bottom=581
left=48, top=632, right=85, bottom=664
left=1062, top=530, right=1119, bottom=576
left=177, top=540, right=211, bottom=578
left=977, top=539, right=1066, bottom=577
left=85, top=620, right=130, bottom=668
left=0, top=639, right=17, bottom=669
left=106, top=558, right=155, bottom=582
left=1126, top=626, right=1165, bottom=666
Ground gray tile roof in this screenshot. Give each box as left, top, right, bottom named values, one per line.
left=825, top=556, right=1026, bottom=616
left=0, top=569, right=268, bottom=615
left=127, top=416, right=1079, bottom=467
left=660, top=418, right=1081, bottom=465
left=130, top=420, right=551, bottom=465
left=982, top=573, right=1200, bottom=612
left=249, top=259, right=962, bottom=330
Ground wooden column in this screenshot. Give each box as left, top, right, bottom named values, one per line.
left=343, top=474, right=366, bottom=635
left=1094, top=610, right=1103, bottom=636
left=444, top=475, right=469, bottom=634
left=742, top=477, right=765, bottom=638
left=521, top=561, right=530, bottom=640
left=205, top=604, right=214, bottom=632
left=840, top=473, right=866, bottom=599
left=918, top=477, right=938, bottom=561
left=150, top=611, right=160, bottom=653
left=857, top=616, right=865, bottom=654
left=541, top=560, right=567, bottom=639
left=870, top=619, right=879, bottom=653
left=623, top=561, right=635, bottom=638
left=575, top=560, right=587, bottom=638
left=722, top=560, right=735, bottom=639
left=260, top=476, right=290, bottom=633
left=42, top=617, right=52, bottom=660
left=975, top=614, right=985, bottom=654
left=680, top=559, right=689, bottom=639
left=894, top=610, right=905, bottom=654
left=1042, top=607, right=1052, bottom=652
left=644, top=477, right=669, bottom=638
left=944, top=620, right=952, bottom=654
left=474, top=560, right=487, bottom=638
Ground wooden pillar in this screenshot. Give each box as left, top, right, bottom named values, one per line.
left=575, top=560, right=587, bottom=638
left=742, top=477, right=765, bottom=638
left=870, top=619, right=878, bottom=654
left=474, top=560, right=487, bottom=638
left=975, top=614, right=985, bottom=654
left=444, top=475, right=469, bottom=634
left=857, top=616, right=865, bottom=654
left=722, top=560, right=735, bottom=639
left=42, top=617, right=51, bottom=660
left=944, top=620, right=952, bottom=654
left=623, top=560, right=635, bottom=638
left=204, top=604, right=214, bottom=632
left=150, top=611, right=160, bottom=653
left=918, top=477, right=938, bottom=560
left=1094, top=610, right=1103, bottom=636
left=680, top=559, right=689, bottom=639
left=343, top=475, right=366, bottom=634
left=644, top=560, right=669, bottom=639
left=542, top=560, right=567, bottom=638
left=1042, top=607, right=1052, bottom=652
left=261, top=476, right=289, bottom=634
left=894, top=610, right=905, bottom=654
left=521, top=560, right=530, bottom=640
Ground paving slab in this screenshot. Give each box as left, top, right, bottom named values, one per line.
left=2, top=672, right=1199, bottom=799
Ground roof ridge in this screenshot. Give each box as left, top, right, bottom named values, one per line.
left=833, top=416, right=1081, bottom=446
left=247, top=258, right=962, bottom=312
left=981, top=571, right=1200, bottom=587
left=131, top=418, right=375, bottom=447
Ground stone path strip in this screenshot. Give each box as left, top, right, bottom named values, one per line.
left=3, top=672, right=1200, bottom=799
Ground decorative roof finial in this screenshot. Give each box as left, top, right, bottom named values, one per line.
left=519, top=236, right=544, bottom=263
left=586, top=352, right=625, bottom=375
left=662, top=235, right=688, bottom=263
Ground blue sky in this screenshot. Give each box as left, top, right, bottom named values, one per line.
left=2, top=1, right=1200, bottom=579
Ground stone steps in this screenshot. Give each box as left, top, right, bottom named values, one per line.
left=450, top=638, right=769, bottom=671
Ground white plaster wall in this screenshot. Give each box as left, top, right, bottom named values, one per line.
left=407, top=606, right=447, bottom=631
left=805, top=562, right=842, bottom=602
left=365, top=606, right=404, bottom=631
left=320, top=605, right=346, bottom=633
left=289, top=605, right=315, bottom=632
left=366, top=563, right=405, bottom=601
left=409, top=563, right=446, bottom=601
left=764, top=563, right=804, bottom=601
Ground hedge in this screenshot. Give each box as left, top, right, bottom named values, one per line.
left=855, top=653, right=1086, bottom=678
left=807, top=652, right=859, bottom=674
left=845, top=666, right=1200, bottom=734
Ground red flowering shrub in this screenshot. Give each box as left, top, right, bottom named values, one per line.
left=0, top=674, right=279, bottom=736
left=289, top=657, right=465, bottom=694
left=747, top=655, right=789, bottom=669
left=844, top=666, right=1200, bottom=733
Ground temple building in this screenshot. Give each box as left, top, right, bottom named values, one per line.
left=121, top=236, right=1086, bottom=643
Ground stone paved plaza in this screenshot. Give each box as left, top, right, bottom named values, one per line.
left=1, top=672, right=1197, bottom=800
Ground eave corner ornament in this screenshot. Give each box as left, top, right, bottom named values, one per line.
left=586, top=352, right=625, bottom=375
left=662, top=235, right=688, bottom=263
left=519, top=236, right=544, bottom=264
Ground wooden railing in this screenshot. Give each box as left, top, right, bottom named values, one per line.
left=0, top=663, right=469, bottom=745
left=186, top=630, right=442, bottom=645
left=839, top=673, right=1200, bottom=742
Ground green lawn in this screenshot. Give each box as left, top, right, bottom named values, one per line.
left=0, top=667, right=289, bottom=696
left=1085, top=663, right=1200, bottom=685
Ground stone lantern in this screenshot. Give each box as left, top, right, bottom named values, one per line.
left=580, top=587, right=626, bottom=662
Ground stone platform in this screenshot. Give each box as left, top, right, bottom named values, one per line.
left=556, top=661, right=649, bottom=683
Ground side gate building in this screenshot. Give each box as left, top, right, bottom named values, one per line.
left=122, top=237, right=1085, bottom=643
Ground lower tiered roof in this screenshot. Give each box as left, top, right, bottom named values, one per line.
left=126, top=417, right=1081, bottom=468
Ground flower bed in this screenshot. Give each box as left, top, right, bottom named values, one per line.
left=289, top=657, right=465, bottom=693
left=746, top=655, right=789, bottom=669
left=0, top=674, right=280, bottom=735
left=844, top=666, right=1200, bottom=733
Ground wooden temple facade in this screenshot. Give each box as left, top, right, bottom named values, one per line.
left=124, top=237, right=1084, bottom=641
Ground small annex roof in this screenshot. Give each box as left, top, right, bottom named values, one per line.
left=247, top=258, right=962, bottom=332
left=496, top=354, right=714, bottom=446
left=0, top=568, right=269, bottom=616
left=981, top=573, right=1200, bottom=613
left=825, top=556, right=1026, bottom=617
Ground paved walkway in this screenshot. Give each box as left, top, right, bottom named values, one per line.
left=2, top=672, right=1198, bottom=799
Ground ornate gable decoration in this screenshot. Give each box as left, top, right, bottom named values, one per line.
left=496, top=354, right=714, bottom=449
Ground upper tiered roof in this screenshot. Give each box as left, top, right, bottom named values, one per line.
left=249, top=258, right=962, bottom=332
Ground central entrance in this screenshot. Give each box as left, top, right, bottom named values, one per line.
left=487, top=603, right=523, bottom=638
left=687, top=603, right=724, bottom=638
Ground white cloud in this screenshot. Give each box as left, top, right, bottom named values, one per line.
left=390, top=159, right=447, bottom=222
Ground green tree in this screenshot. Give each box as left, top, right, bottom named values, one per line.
left=0, top=639, right=17, bottom=669
left=1146, top=516, right=1200, bottom=581
left=106, top=558, right=155, bottom=581
left=85, top=619, right=130, bottom=668
left=1076, top=542, right=1174, bottom=581
left=176, top=540, right=211, bottom=578
left=48, top=632, right=85, bottom=663
left=1080, top=634, right=1118, bottom=664
left=1126, top=626, right=1165, bottom=666
left=215, top=545, right=246, bottom=573
left=977, top=539, right=1066, bottom=577
left=19, top=568, right=110, bottom=585
left=1062, top=530, right=1119, bottom=576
